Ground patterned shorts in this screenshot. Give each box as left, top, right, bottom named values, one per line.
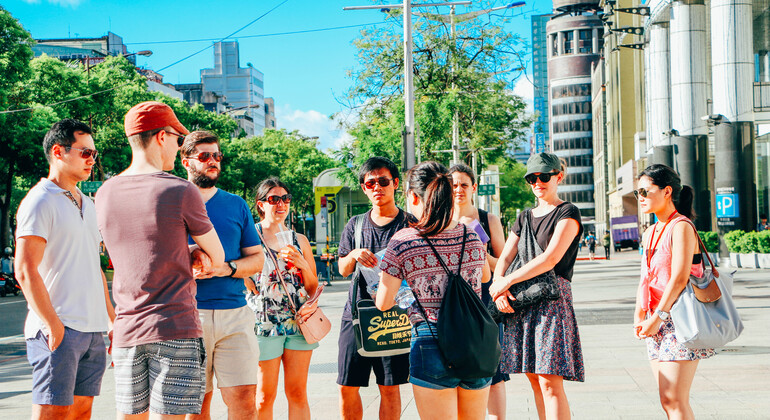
left=646, top=317, right=716, bottom=361
left=113, top=338, right=206, bottom=415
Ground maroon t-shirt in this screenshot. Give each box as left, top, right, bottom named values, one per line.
left=95, top=172, right=213, bottom=347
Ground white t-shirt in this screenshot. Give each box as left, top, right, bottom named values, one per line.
left=16, top=178, right=109, bottom=338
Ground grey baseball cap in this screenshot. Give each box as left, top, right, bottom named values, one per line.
left=525, top=153, right=561, bottom=176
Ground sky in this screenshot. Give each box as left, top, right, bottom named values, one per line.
left=5, top=0, right=550, bottom=150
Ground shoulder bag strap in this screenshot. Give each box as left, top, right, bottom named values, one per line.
left=355, top=214, right=365, bottom=249
left=679, top=218, right=719, bottom=278
left=351, top=215, right=367, bottom=318
left=255, top=227, right=299, bottom=315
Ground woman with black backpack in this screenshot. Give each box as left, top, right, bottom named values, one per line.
left=489, top=153, right=585, bottom=419
left=375, top=161, right=492, bottom=420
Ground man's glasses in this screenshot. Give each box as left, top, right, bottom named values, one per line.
left=524, top=172, right=559, bottom=185
left=66, top=146, right=98, bottom=160
left=363, top=177, right=393, bottom=189
left=164, top=130, right=186, bottom=147
left=186, top=152, right=224, bottom=163
left=633, top=188, right=655, bottom=199
left=263, top=194, right=292, bottom=205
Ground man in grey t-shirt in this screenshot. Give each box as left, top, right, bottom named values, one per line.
left=96, top=101, right=225, bottom=417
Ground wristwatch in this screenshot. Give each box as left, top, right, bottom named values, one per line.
left=227, top=261, right=238, bottom=277
left=654, top=309, right=670, bottom=321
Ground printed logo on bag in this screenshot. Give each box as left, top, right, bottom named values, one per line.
left=367, top=309, right=411, bottom=342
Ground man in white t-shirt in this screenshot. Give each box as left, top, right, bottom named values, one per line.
left=15, top=119, right=116, bottom=420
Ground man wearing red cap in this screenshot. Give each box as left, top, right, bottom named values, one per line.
left=95, top=101, right=225, bottom=418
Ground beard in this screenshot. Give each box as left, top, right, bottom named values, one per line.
left=190, top=166, right=219, bottom=188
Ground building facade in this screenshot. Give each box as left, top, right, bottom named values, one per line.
left=547, top=2, right=604, bottom=220
left=201, top=41, right=266, bottom=136
left=532, top=14, right=554, bottom=153
left=264, top=97, right=277, bottom=130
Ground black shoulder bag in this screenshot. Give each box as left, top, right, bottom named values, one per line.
left=487, top=209, right=561, bottom=321
left=413, top=225, right=501, bottom=380
left=350, top=215, right=412, bottom=357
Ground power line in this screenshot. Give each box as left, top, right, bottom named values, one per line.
left=0, top=0, right=291, bottom=115
left=127, top=22, right=386, bottom=46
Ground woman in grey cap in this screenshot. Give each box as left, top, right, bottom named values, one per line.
left=489, top=152, right=585, bottom=419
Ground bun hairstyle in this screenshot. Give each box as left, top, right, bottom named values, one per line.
left=448, top=163, right=476, bottom=185
left=639, top=164, right=695, bottom=220
left=255, top=177, right=290, bottom=218
left=407, top=161, right=453, bottom=237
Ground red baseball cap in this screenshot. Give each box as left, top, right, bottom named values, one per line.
left=124, top=101, right=189, bottom=137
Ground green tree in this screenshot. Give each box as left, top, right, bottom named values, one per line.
left=335, top=5, right=531, bottom=216
left=497, top=157, right=535, bottom=228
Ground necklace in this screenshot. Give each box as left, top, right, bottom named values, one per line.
left=646, top=211, right=678, bottom=267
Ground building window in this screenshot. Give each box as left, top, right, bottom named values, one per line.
left=563, top=31, right=574, bottom=55
left=579, top=29, right=592, bottom=54
left=597, top=29, right=605, bottom=54
left=551, top=34, right=558, bottom=56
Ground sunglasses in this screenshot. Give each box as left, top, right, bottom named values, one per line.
left=363, top=177, right=393, bottom=189
left=66, top=146, right=98, bottom=160
left=164, top=130, right=186, bottom=147
left=186, top=152, right=224, bottom=163
left=525, top=172, right=559, bottom=185
left=263, top=194, right=292, bottom=205
left=633, top=188, right=656, bottom=199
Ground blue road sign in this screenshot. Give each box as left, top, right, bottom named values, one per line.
left=716, top=193, right=739, bottom=218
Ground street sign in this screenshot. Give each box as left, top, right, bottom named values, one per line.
left=478, top=184, right=495, bottom=196
left=79, top=181, right=103, bottom=194
left=716, top=193, right=739, bottom=218
left=535, top=133, right=546, bottom=153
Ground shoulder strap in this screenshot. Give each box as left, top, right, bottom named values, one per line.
left=354, top=214, right=365, bottom=250
left=423, top=224, right=467, bottom=277
left=678, top=218, right=719, bottom=277
left=255, top=226, right=299, bottom=315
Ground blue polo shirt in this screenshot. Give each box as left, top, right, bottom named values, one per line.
left=189, top=189, right=260, bottom=309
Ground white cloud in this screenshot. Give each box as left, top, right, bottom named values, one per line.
left=275, top=104, right=351, bottom=151
left=512, top=77, right=534, bottom=112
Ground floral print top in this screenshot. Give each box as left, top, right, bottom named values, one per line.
left=246, top=228, right=309, bottom=336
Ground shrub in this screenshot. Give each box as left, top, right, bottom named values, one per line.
left=723, top=230, right=745, bottom=253
left=698, top=231, right=720, bottom=253
left=99, top=254, right=111, bottom=271
left=738, top=231, right=760, bottom=253
left=757, top=230, right=770, bottom=254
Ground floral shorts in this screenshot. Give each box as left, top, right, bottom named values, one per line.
left=646, top=317, right=716, bottom=361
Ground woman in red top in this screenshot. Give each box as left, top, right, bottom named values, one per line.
left=634, top=164, right=714, bottom=420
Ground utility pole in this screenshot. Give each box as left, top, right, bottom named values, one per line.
left=344, top=0, right=472, bottom=171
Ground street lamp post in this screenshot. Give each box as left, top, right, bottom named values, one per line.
left=344, top=1, right=471, bottom=171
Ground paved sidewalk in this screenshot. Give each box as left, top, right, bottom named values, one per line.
left=1, top=251, right=768, bottom=418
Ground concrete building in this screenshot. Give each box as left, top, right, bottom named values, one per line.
left=201, top=41, right=266, bottom=136
left=547, top=1, right=604, bottom=220
left=532, top=14, right=554, bottom=153
left=636, top=0, right=770, bottom=236
left=264, top=97, right=277, bottom=130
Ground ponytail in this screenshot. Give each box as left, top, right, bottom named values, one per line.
left=407, top=161, right=454, bottom=237
left=675, top=185, right=695, bottom=220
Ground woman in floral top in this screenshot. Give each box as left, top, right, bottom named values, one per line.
left=376, top=161, right=491, bottom=420
left=247, top=177, right=318, bottom=419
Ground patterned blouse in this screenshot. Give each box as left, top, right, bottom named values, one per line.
left=380, top=224, right=486, bottom=324
left=246, top=228, right=309, bottom=336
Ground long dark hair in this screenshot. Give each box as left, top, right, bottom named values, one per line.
left=407, top=161, right=453, bottom=237
left=448, top=163, right=476, bottom=185
left=639, top=164, right=695, bottom=219
left=255, top=177, right=290, bottom=218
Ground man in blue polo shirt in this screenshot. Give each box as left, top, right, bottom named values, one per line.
left=182, top=131, right=265, bottom=420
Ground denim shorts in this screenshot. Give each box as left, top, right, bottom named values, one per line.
left=26, top=327, right=107, bottom=406
left=409, top=322, right=492, bottom=390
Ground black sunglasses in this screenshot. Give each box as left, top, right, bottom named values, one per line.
left=186, top=152, right=224, bottom=163
left=363, top=177, right=393, bottom=189
left=525, top=172, right=559, bottom=185
left=633, top=188, right=655, bottom=199
left=263, top=194, right=292, bottom=205
left=66, top=146, right=98, bottom=160
left=164, top=130, right=186, bottom=147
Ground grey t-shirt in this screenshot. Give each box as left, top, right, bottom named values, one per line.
left=339, top=209, right=414, bottom=321
left=95, top=172, right=213, bottom=347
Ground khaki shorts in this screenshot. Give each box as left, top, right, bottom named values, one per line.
left=199, top=306, right=260, bottom=392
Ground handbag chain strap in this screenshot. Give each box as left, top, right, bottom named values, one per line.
left=255, top=225, right=299, bottom=315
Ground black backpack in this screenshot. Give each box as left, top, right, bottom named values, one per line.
left=413, top=225, right=502, bottom=380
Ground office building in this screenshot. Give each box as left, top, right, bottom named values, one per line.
left=532, top=13, right=554, bottom=154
